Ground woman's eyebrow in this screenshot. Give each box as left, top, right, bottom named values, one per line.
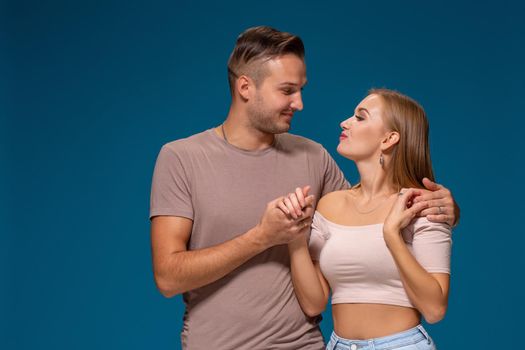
left=357, top=107, right=370, bottom=115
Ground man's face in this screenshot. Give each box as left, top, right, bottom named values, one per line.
left=246, top=54, right=307, bottom=134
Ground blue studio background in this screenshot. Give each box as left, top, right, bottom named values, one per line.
left=3, top=0, right=524, bottom=349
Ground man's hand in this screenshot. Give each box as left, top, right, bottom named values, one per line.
left=413, top=178, right=460, bottom=226
left=254, top=186, right=315, bottom=248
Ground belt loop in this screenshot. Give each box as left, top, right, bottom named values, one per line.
left=416, top=325, right=432, bottom=345
left=328, top=332, right=339, bottom=350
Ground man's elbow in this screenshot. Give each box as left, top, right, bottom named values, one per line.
left=154, top=274, right=181, bottom=298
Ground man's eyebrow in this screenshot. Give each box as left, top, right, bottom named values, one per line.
left=278, top=81, right=308, bottom=88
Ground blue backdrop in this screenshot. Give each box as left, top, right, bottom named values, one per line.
left=3, top=0, right=524, bottom=349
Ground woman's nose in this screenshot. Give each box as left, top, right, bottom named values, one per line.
left=340, top=117, right=352, bottom=129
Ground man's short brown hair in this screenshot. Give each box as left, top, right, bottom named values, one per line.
left=227, top=26, right=305, bottom=94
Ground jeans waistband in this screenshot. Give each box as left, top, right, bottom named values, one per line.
left=329, top=324, right=432, bottom=349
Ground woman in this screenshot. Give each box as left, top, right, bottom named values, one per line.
left=279, top=89, right=452, bottom=349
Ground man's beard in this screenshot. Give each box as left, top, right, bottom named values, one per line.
left=247, top=95, right=291, bottom=135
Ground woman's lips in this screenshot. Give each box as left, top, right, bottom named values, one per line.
left=339, top=133, right=348, bottom=140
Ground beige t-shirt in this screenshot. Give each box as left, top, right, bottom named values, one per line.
left=150, top=129, right=348, bottom=349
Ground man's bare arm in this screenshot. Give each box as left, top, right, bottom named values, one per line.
left=151, top=197, right=313, bottom=297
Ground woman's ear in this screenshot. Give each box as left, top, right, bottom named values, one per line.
left=380, top=131, right=400, bottom=151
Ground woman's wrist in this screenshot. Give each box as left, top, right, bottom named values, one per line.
left=383, top=227, right=403, bottom=248
left=288, top=235, right=307, bottom=252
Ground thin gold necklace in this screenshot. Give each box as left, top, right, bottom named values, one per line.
left=350, top=189, right=394, bottom=215
left=221, top=123, right=230, bottom=144
left=221, top=123, right=277, bottom=149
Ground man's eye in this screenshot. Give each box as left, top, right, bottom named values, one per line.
left=282, top=89, right=294, bottom=95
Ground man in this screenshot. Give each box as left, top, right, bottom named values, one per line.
left=150, top=26, right=458, bottom=349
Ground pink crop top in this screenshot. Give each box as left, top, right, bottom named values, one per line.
left=308, top=211, right=452, bottom=308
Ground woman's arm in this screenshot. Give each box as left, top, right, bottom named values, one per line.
left=383, top=238, right=449, bottom=323
left=383, top=188, right=451, bottom=324
left=288, top=237, right=330, bottom=317
left=278, top=187, right=330, bottom=317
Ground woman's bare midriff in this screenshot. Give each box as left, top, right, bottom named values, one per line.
left=332, top=303, right=420, bottom=339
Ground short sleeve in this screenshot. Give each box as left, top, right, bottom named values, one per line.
left=320, top=147, right=350, bottom=196
left=149, top=144, right=194, bottom=220
left=308, top=211, right=330, bottom=260
left=404, top=218, right=452, bottom=274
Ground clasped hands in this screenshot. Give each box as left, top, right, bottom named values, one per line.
left=256, top=186, right=314, bottom=247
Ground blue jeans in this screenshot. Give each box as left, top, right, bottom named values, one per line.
left=326, top=325, right=436, bottom=350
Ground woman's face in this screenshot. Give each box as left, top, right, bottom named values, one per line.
left=337, top=94, right=389, bottom=161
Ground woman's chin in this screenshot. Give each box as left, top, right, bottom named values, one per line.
left=336, top=145, right=355, bottom=160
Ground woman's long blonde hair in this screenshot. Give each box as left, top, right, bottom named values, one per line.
left=370, top=88, right=435, bottom=189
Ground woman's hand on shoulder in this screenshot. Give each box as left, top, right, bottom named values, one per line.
left=383, top=188, right=429, bottom=243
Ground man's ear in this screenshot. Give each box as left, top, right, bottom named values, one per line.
left=236, top=75, right=253, bottom=101
left=380, top=131, right=400, bottom=151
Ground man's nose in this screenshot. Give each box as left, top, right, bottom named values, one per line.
left=291, top=93, right=303, bottom=111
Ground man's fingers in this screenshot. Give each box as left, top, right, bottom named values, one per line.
left=408, top=201, right=429, bottom=216
left=418, top=208, right=432, bottom=217
left=418, top=198, right=451, bottom=212
left=422, top=177, right=443, bottom=191
left=426, top=214, right=451, bottom=225
left=412, top=190, right=444, bottom=203
left=426, top=199, right=446, bottom=209
left=277, top=201, right=290, bottom=215
left=419, top=203, right=449, bottom=216
left=270, top=196, right=285, bottom=207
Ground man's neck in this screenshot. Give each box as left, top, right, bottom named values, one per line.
left=218, top=111, right=275, bottom=151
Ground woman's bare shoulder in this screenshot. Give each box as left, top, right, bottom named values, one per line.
left=317, top=189, right=353, bottom=216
